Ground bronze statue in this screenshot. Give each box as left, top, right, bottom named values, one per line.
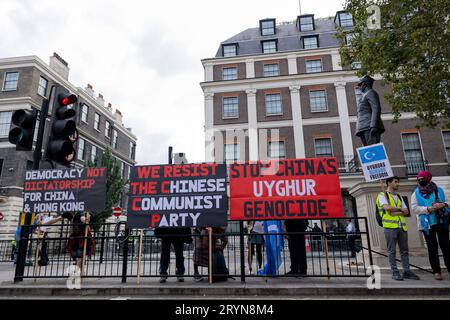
left=355, top=75, right=385, bottom=146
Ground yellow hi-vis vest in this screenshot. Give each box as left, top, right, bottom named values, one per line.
left=376, top=192, right=407, bottom=231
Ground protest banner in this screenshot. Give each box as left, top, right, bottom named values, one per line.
left=127, top=163, right=228, bottom=228
left=229, top=158, right=344, bottom=220
left=356, top=143, right=393, bottom=182
left=23, top=168, right=106, bottom=214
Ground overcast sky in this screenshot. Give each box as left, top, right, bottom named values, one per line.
left=1, top=0, right=345, bottom=165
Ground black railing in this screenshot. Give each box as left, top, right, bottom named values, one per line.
left=9, top=218, right=372, bottom=282
left=337, top=155, right=361, bottom=174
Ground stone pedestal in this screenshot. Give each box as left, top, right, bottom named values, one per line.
left=349, top=180, right=427, bottom=257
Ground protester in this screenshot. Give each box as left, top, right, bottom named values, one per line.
left=245, top=220, right=264, bottom=272
left=34, top=213, right=56, bottom=266
left=192, top=227, right=209, bottom=281
left=411, top=171, right=450, bottom=280
left=376, top=176, right=419, bottom=281
left=346, top=219, right=357, bottom=259
left=311, top=222, right=323, bottom=251
left=10, top=238, right=16, bottom=261
left=64, top=212, right=94, bottom=271
left=155, top=226, right=192, bottom=283
left=284, top=219, right=308, bottom=276
left=258, top=220, right=284, bottom=276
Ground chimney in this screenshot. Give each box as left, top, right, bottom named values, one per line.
left=107, top=103, right=113, bottom=112
left=97, top=93, right=105, bottom=107
left=85, top=84, right=94, bottom=97
left=114, top=109, right=123, bottom=125
left=49, top=52, right=70, bottom=80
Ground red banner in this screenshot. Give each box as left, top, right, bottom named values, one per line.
left=229, top=158, right=344, bottom=220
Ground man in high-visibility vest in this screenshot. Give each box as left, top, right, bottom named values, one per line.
left=376, top=176, right=420, bottom=281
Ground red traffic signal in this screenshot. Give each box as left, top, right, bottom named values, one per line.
left=60, top=94, right=77, bottom=106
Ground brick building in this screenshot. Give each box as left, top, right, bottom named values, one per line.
left=0, top=53, right=137, bottom=236
left=200, top=12, right=450, bottom=239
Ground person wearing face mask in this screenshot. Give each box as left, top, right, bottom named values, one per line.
left=411, top=171, right=450, bottom=280
left=355, top=75, right=385, bottom=146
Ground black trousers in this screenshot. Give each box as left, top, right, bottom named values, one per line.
left=288, top=233, right=307, bottom=274
left=159, top=238, right=185, bottom=275
left=359, top=129, right=381, bottom=146
left=423, top=224, right=450, bottom=274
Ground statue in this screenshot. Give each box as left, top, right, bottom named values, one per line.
left=355, top=75, right=385, bottom=146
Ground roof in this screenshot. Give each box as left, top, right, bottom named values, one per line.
left=214, top=17, right=344, bottom=57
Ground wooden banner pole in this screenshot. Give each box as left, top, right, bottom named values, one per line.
left=208, top=227, right=213, bottom=284
left=137, top=229, right=144, bottom=284
left=81, top=213, right=89, bottom=282
left=321, top=221, right=330, bottom=280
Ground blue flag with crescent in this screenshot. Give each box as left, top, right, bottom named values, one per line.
left=258, top=220, right=284, bottom=275
left=357, top=144, right=387, bottom=165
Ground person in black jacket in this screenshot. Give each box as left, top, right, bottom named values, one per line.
left=285, top=219, right=308, bottom=276
left=155, top=226, right=192, bottom=283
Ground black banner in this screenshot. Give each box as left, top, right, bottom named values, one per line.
left=23, top=168, right=107, bottom=214
left=127, top=163, right=228, bottom=228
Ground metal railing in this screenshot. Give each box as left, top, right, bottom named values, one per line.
left=9, top=218, right=372, bottom=282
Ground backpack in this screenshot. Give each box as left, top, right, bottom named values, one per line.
left=211, top=250, right=229, bottom=282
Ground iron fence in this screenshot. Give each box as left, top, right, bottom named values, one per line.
left=10, top=217, right=372, bottom=282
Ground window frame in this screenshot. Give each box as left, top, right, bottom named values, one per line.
left=261, top=40, right=278, bottom=54
left=401, top=132, right=425, bottom=174
left=309, top=90, right=328, bottom=113
left=90, top=145, right=97, bottom=163
left=260, top=19, right=276, bottom=36
left=265, top=93, right=283, bottom=116
left=94, top=112, right=101, bottom=131
left=268, top=140, right=286, bottom=159
left=314, top=137, right=334, bottom=157
left=222, top=43, right=238, bottom=57
left=298, top=15, right=315, bottom=32
left=222, top=96, right=239, bottom=119
left=81, top=104, right=89, bottom=124
left=38, top=76, right=48, bottom=97
left=2, top=72, right=19, bottom=91
left=112, top=129, right=118, bottom=149
left=222, top=67, right=238, bottom=81
left=338, top=12, right=354, bottom=27
left=305, top=59, right=323, bottom=73
left=224, top=143, right=240, bottom=163
left=442, top=130, right=450, bottom=165
left=105, top=120, right=111, bottom=138
left=77, top=138, right=85, bottom=161
left=263, top=63, right=280, bottom=77
left=302, top=35, right=319, bottom=49
left=0, top=111, right=13, bottom=138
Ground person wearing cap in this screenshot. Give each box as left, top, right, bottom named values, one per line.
left=411, top=171, right=450, bottom=280
left=355, top=75, right=385, bottom=146
left=376, top=176, right=419, bottom=281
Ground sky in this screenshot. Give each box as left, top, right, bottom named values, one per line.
left=0, top=0, right=346, bottom=166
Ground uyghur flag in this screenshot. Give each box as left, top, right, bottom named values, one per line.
left=258, top=220, right=284, bottom=275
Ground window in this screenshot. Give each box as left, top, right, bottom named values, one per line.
left=129, top=142, right=135, bottom=159
left=0, top=159, right=3, bottom=178
left=94, top=113, right=100, bottom=131
left=0, top=111, right=12, bottom=137
left=443, top=131, right=450, bottom=165
left=260, top=19, right=275, bottom=36
left=401, top=133, right=425, bottom=175
left=224, top=143, right=240, bottom=163
left=263, top=64, right=279, bottom=77
left=354, top=87, right=363, bottom=104
left=309, top=90, right=328, bottom=112
left=77, top=138, right=85, bottom=161
left=345, top=33, right=356, bottom=45
left=222, top=67, right=237, bottom=80
left=268, top=141, right=285, bottom=159
left=298, top=15, right=315, bottom=31
left=265, top=93, right=282, bottom=115
left=339, top=12, right=354, bottom=27
left=33, top=117, right=40, bottom=142
left=81, top=104, right=89, bottom=123
left=120, top=162, right=125, bottom=177
left=105, top=121, right=111, bottom=138
left=38, top=77, right=48, bottom=96
left=91, top=145, right=97, bottom=163
left=262, top=40, right=277, bottom=54
left=3, top=72, right=19, bottom=91
left=302, top=36, right=319, bottom=49
left=314, top=138, right=333, bottom=157
left=222, top=44, right=237, bottom=57
left=113, top=130, right=118, bottom=149
left=223, top=97, right=239, bottom=118
left=306, top=60, right=323, bottom=73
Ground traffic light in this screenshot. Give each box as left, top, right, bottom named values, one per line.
left=8, top=109, right=38, bottom=151
left=46, top=84, right=78, bottom=166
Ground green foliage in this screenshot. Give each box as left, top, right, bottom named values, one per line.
left=87, top=148, right=128, bottom=228
left=337, top=0, right=450, bottom=128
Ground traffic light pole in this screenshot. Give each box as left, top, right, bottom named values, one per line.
left=14, top=87, right=53, bottom=283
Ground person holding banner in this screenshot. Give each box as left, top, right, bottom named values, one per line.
left=258, top=220, right=284, bottom=276
left=411, top=171, right=450, bottom=281
left=193, top=227, right=209, bottom=281
left=284, top=219, right=308, bottom=276
left=376, top=176, right=419, bottom=281
left=64, top=212, right=94, bottom=270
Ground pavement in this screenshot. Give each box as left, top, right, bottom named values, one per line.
left=1, top=262, right=450, bottom=299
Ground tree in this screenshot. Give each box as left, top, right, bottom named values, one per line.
left=87, top=148, right=128, bottom=228
left=337, top=0, right=449, bottom=128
